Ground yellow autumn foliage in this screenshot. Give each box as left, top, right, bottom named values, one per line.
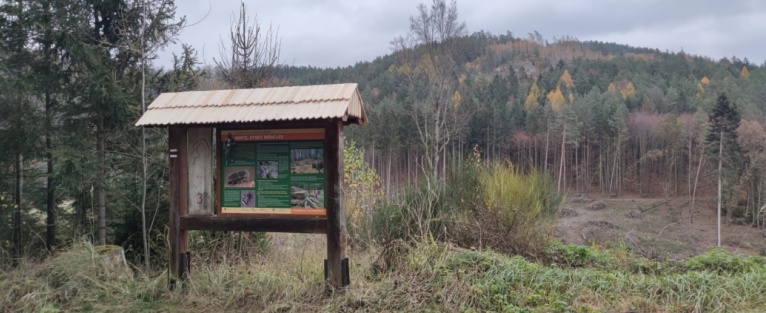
left=621, top=81, right=636, bottom=100
left=559, top=69, right=575, bottom=89
left=452, top=90, right=462, bottom=107
left=607, top=81, right=636, bottom=100
left=547, top=86, right=566, bottom=112
left=607, top=82, right=617, bottom=93
left=741, top=66, right=750, bottom=79
left=698, top=76, right=710, bottom=92
left=524, top=81, right=540, bottom=110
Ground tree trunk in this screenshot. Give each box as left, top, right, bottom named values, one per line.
left=717, top=130, right=723, bottom=247
left=558, top=121, right=567, bottom=193
left=12, top=153, right=23, bottom=267
left=140, top=26, right=150, bottom=273
left=45, top=89, right=56, bottom=253
left=690, top=147, right=705, bottom=224
left=544, top=128, right=550, bottom=172
left=79, top=190, right=90, bottom=236
left=386, top=149, right=392, bottom=194
left=688, top=136, right=692, bottom=218
left=584, top=141, right=589, bottom=195
left=97, top=116, right=107, bottom=245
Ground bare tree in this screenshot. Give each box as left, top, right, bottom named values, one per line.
left=214, top=1, right=280, bottom=89
left=392, top=0, right=466, bottom=178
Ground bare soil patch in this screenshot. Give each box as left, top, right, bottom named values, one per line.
left=556, top=194, right=766, bottom=259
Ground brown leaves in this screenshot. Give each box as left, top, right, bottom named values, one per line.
left=559, top=69, right=575, bottom=89
left=740, top=66, right=750, bottom=79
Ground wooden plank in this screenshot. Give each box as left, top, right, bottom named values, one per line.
left=325, top=119, right=347, bottom=288
left=215, top=127, right=222, bottom=215
left=167, top=126, right=183, bottom=289
left=180, top=215, right=327, bottom=233
left=187, top=128, right=214, bottom=215
left=178, top=126, right=189, bottom=278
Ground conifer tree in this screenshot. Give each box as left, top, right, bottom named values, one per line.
left=705, top=93, right=742, bottom=247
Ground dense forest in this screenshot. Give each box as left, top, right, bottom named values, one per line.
left=281, top=31, right=766, bottom=228
left=2, top=0, right=766, bottom=269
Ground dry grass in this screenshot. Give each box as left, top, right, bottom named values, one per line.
left=2, top=238, right=766, bottom=312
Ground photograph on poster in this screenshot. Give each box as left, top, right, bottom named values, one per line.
left=224, top=166, right=255, bottom=187
left=257, top=161, right=279, bottom=179
left=291, top=148, right=324, bottom=174
left=291, top=183, right=324, bottom=209
left=241, top=190, right=255, bottom=207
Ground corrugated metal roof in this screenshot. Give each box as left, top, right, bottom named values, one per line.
left=135, top=83, right=367, bottom=126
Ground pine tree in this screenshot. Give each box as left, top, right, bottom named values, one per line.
left=705, top=93, right=742, bottom=247
left=0, top=0, right=41, bottom=265
left=61, top=0, right=182, bottom=246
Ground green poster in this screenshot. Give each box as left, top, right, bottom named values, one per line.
left=219, top=129, right=326, bottom=214
left=255, top=142, right=291, bottom=208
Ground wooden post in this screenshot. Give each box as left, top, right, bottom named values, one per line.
left=168, top=126, right=190, bottom=289
left=179, top=126, right=190, bottom=278
left=187, top=128, right=213, bottom=215
left=325, top=120, right=347, bottom=289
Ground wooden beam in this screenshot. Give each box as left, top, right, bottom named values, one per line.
left=325, top=119, right=347, bottom=288
left=180, top=216, right=327, bottom=233
left=168, top=126, right=184, bottom=288
left=178, top=126, right=189, bottom=278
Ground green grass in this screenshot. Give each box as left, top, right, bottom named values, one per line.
left=4, top=158, right=763, bottom=312
left=2, top=241, right=765, bottom=312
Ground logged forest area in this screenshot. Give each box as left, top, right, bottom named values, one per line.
left=2, top=0, right=766, bottom=311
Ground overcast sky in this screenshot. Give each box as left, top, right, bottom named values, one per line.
left=155, top=0, right=766, bottom=69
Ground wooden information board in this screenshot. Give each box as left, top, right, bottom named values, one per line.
left=218, top=128, right=327, bottom=216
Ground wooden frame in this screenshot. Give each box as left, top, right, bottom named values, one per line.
left=167, top=119, right=348, bottom=290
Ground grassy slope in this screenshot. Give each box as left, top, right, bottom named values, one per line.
left=2, top=241, right=765, bottom=312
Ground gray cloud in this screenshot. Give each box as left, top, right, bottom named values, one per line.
left=156, top=0, right=766, bottom=69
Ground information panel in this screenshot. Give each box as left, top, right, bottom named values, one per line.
left=219, top=129, right=326, bottom=215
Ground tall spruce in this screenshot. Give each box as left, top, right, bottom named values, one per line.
left=28, top=0, right=70, bottom=253
left=0, top=0, right=40, bottom=266
left=705, top=93, right=742, bottom=247
left=214, top=1, right=280, bottom=89
left=62, top=0, right=182, bottom=245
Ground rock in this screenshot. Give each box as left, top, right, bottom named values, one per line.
left=584, top=200, right=607, bottom=211
left=625, top=209, right=643, bottom=219
left=580, top=220, right=620, bottom=243
left=560, top=208, right=579, bottom=218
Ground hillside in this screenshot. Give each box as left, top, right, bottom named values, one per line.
left=279, top=32, right=766, bottom=228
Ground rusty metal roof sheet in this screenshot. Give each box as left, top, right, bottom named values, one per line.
left=135, top=83, right=367, bottom=126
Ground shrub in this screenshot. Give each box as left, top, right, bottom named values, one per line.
left=343, top=140, right=385, bottom=248
left=371, top=176, right=449, bottom=244
left=682, top=248, right=766, bottom=274
left=450, top=162, right=564, bottom=255
left=367, top=157, right=564, bottom=256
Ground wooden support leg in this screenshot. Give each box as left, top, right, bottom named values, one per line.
left=168, top=126, right=189, bottom=290
left=325, top=120, right=348, bottom=290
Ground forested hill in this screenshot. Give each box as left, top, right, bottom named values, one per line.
left=280, top=32, right=766, bottom=215
left=283, top=33, right=761, bottom=122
